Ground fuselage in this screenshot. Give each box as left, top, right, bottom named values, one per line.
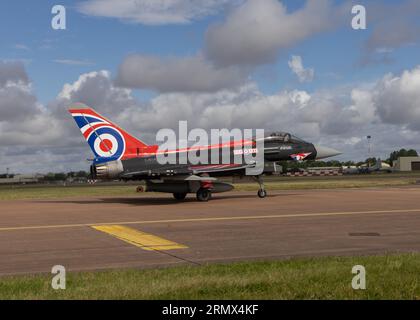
left=91, top=132, right=319, bottom=180
left=69, top=106, right=341, bottom=200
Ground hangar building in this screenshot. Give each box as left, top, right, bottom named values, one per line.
left=393, top=157, right=420, bottom=172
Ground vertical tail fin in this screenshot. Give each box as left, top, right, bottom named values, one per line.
left=69, top=103, right=150, bottom=161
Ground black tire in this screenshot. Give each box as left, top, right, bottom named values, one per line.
left=258, top=189, right=267, bottom=198
left=196, top=188, right=211, bottom=202
left=173, top=192, right=187, bottom=200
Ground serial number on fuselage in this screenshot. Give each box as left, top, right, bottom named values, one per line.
left=233, top=148, right=259, bottom=155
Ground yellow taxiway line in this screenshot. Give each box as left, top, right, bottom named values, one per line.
left=92, top=225, right=187, bottom=251
left=1, top=208, right=420, bottom=232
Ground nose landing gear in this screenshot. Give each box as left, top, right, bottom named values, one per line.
left=258, top=189, right=267, bottom=198
left=254, top=175, right=267, bottom=198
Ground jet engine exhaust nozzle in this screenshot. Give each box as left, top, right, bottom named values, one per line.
left=94, top=160, right=124, bottom=179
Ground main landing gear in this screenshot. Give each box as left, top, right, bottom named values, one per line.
left=254, top=175, right=267, bottom=199
left=173, top=189, right=212, bottom=202
left=173, top=176, right=214, bottom=202
left=196, top=188, right=212, bottom=202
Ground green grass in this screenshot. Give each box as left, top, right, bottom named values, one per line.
left=0, top=254, right=418, bottom=299
left=0, top=174, right=418, bottom=201
left=234, top=178, right=416, bottom=191
left=0, top=185, right=136, bottom=201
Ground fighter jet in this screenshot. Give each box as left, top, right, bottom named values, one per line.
left=69, top=105, right=341, bottom=201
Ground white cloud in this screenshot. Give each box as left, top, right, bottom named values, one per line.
left=289, top=90, right=311, bottom=107
left=114, top=0, right=343, bottom=92
left=0, top=63, right=65, bottom=150
left=288, top=55, right=314, bottom=83
left=344, top=137, right=362, bottom=146
left=0, top=61, right=29, bottom=87
left=77, top=0, right=241, bottom=25
left=52, top=70, right=139, bottom=121
left=115, top=54, right=248, bottom=93
left=58, top=70, right=112, bottom=100
left=375, top=66, right=420, bottom=131
left=360, top=0, right=420, bottom=65
left=205, top=0, right=342, bottom=67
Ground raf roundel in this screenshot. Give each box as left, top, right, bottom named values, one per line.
left=87, top=126, right=126, bottom=160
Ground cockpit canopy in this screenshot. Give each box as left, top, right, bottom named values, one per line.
left=265, top=132, right=308, bottom=144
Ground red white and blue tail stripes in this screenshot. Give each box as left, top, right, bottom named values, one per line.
left=69, top=104, right=148, bottom=162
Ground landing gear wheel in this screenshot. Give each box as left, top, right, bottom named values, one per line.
left=253, top=175, right=267, bottom=199
left=258, top=189, right=267, bottom=198
left=173, top=193, right=187, bottom=201
left=196, top=188, right=211, bottom=202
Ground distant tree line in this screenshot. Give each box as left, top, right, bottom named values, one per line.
left=387, top=149, right=418, bottom=165
left=41, top=171, right=89, bottom=182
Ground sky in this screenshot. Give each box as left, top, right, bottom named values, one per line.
left=0, top=0, right=420, bottom=173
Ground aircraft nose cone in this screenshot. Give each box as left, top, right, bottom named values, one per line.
left=315, top=145, right=342, bottom=159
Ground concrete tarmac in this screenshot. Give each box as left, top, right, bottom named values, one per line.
left=1, top=187, right=420, bottom=275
